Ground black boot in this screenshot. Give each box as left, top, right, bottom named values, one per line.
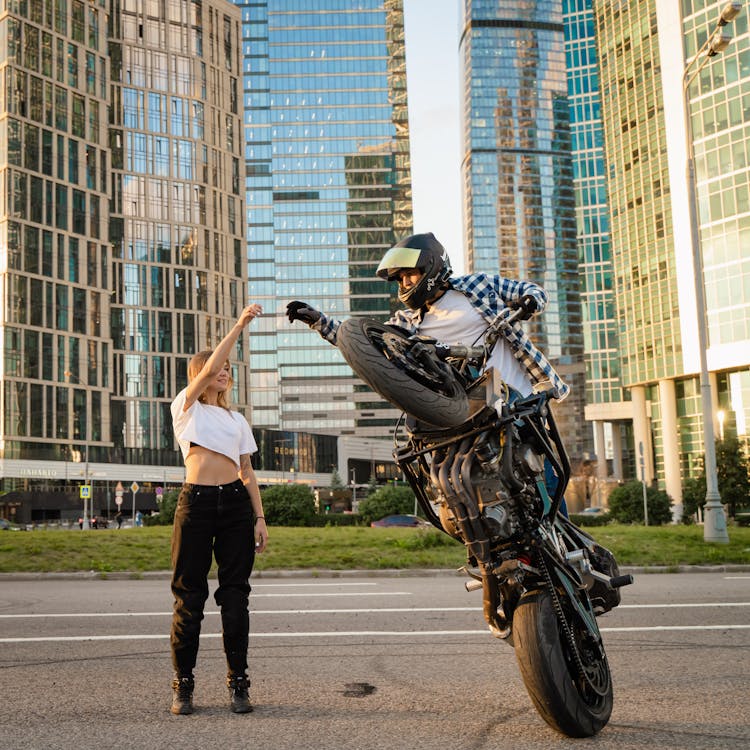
left=170, top=676, right=194, bottom=715
left=227, top=675, right=252, bottom=714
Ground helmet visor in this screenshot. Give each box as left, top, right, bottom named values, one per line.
left=376, top=246, right=422, bottom=280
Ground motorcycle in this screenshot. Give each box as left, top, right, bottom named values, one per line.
left=336, top=307, right=633, bottom=737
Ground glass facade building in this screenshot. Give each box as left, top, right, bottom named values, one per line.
left=562, top=0, right=631, bottom=481
left=234, top=0, right=412, bottom=437
left=108, top=0, right=248, bottom=468
left=1, top=0, right=112, bottom=464
left=459, top=0, right=590, bottom=460
left=0, top=0, right=373, bottom=524
left=592, top=0, right=750, bottom=508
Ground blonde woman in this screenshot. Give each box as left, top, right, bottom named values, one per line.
left=169, top=303, right=267, bottom=715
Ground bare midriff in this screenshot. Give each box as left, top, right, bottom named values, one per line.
left=184, top=445, right=239, bottom=485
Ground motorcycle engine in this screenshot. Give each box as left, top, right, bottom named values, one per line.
left=424, top=430, right=546, bottom=544
left=474, top=434, right=545, bottom=541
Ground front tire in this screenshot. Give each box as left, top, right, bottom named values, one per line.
left=512, top=589, right=613, bottom=737
left=336, top=317, right=470, bottom=428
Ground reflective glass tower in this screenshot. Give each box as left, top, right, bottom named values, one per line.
left=593, top=1, right=750, bottom=508
left=1, top=3, right=111, bottom=464
left=0, top=0, right=250, bottom=521
left=108, top=0, right=248, bottom=466
left=562, top=0, right=630, bottom=481
left=234, top=0, right=412, bottom=437
left=459, top=0, right=590, bottom=460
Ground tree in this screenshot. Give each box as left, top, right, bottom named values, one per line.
left=366, top=473, right=378, bottom=494
left=357, top=485, right=416, bottom=525
left=329, top=469, right=345, bottom=490
left=682, top=437, right=750, bottom=520
left=145, top=489, right=179, bottom=525
left=607, top=480, right=673, bottom=525
left=681, top=475, right=705, bottom=523
left=716, top=437, right=750, bottom=518
left=261, top=484, right=317, bottom=526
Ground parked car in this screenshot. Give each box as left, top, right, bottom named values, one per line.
left=371, top=514, right=430, bottom=528
left=581, top=506, right=604, bottom=514
left=0, top=518, right=24, bottom=531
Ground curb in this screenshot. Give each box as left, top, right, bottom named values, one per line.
left=1, top=564, right=749, bottom=582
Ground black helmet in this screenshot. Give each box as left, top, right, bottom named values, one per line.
left=376, top=232, right=452, bottom=310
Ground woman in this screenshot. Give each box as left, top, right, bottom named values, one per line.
left=169, top=303, right=268, bottom=715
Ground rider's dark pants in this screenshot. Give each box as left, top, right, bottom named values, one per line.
left=170, top=479, right=254, bottom=679
left=506, top=387, right=569, bottom=518
left=545, top=459, right=569, bottom=517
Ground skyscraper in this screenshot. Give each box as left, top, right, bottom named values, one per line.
left=459, top=0, right=591, bottom=461
left=0, top=0, right=252, bottom=520
left=562, top=0, right=631, bottom=483
left=234, top=0, right=412, bottom=437
left=592, top=0, right=750, bottom=508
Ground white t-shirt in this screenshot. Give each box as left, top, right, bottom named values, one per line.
left=418, top=290, right=532, bottom=396
left=171, top=387, right=258, bottom=468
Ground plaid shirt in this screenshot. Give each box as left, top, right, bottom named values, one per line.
left=314, top=273, right=569, bottom=401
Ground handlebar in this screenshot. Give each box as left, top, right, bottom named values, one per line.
left=410, top=305, right=528, bottom=366
left=435, top=342, right=486, bottom=361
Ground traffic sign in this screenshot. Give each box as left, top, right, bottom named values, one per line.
left=115, top=496, right=123, bottom=506
left=130, top=482, right=139, bottom=493
left=79, top=485, right=91, bottom=499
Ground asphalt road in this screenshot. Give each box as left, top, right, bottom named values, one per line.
left=1, top=571, right=748, bottom=750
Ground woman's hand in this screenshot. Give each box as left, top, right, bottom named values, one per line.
left=239, top=303, right=263, bottom=328
left=254, top=518, right=268, bottom=553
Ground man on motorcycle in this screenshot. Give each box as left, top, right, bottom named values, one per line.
left=287, top=232, right=623, bottom=614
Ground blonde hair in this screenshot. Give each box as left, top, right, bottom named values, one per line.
left=188, top=350, right=233, bottom=409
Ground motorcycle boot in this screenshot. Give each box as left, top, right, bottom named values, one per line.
left=170, top=675, right=194, bottom=715
left=227, top=674, right=253, bottom=713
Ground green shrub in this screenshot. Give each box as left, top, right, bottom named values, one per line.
left=261, top=484, right=317, bottom=526
left=569, top=512, right=611, bottom=527
left=144, top=489, right=179, bottom=525
left=357, top=485, right=417, bottom=525
left=607, top=481, right=673, bottom=525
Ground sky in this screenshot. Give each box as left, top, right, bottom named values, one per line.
left=402, top=0, right=464, bottom=272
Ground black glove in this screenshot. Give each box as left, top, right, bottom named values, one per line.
left=286, top=300, right=322, bottom=326
left=514, top=294, right=539, bottom=320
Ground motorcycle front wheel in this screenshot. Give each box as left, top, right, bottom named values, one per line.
left=336, top=317, right=470, bottom=428
left=512, top=588, right=613, bottom=737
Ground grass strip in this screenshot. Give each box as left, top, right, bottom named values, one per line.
left=1, top=524, right=749, bottom=574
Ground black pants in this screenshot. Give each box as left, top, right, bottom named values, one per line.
left=170, top=479, right=255, bottom=678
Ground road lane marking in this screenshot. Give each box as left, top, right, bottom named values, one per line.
left=2, top=623, right=750, bottom=643
left=251, top=583, right=380, bottom=587
left=0, top=606, right=477, bottom=618
left=2, top=601, right=749, bottom=619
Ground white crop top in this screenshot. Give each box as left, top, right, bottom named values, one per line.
left=171, top=387, right=258, bottom=468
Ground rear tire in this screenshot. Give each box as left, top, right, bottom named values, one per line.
left=512, top=589, right=613, bottom=737
left=336, top=317, right=470, bottom=428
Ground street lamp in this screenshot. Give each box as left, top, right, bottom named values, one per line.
left=682, top=1, right=741, bottom=543
left=64, top=370, right=91, bottom=530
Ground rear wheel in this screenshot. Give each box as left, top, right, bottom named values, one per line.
left=512, top=588, right=613, bottom=737
left=336, top=317, right=470, bottom=428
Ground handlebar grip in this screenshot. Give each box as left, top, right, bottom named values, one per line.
left=451, top=344, right=486, bottom=359
left=441, top=344, right=485, bottom=360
